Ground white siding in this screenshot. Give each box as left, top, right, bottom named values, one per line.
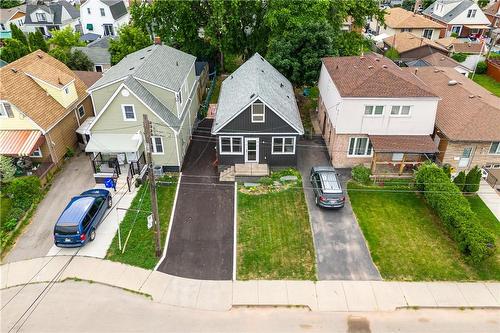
left=448, top=3, right=490, bottom=25
left=80, top=0, right=129, bottom=36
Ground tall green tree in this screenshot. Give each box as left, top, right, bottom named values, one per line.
left=109, top=25, right=152, bottom=65
left=0, top=38, right=29, bottom=62
left=47, top=26, right=84, bottom=49
left=0, top=0, right=21, bottom=9
left=48, top=48, right=70, bottom=64
left=10, top=23, right=28, bottom=47
left=67, top=50, right=94, bottom=71
left=28, top=30, right=48, bottom=52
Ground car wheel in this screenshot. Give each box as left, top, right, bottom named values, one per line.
left=108, top=197, right=112, bottom=208
left=89, top=228, right=96, bottom=242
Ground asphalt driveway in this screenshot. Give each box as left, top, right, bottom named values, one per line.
left=4, top=154, right=96, bottom=263
left=297, top=138, right=381, bottom=280
left=157, top=119, right=234, bottom=280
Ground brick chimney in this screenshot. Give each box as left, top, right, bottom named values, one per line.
left=154, top=36, right=161, bottom=45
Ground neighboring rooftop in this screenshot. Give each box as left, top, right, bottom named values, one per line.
left=0, top=4, right=25, bottom=25
left=24, top=1, right=79, bottom=25
left=423, top=0, right=476, bottom=23
left=213, top=52, right=304, bottom=134
left=73, top=70, right=103, bottom=88
left=72, top=45, right=111, bottom=65
left=102, top=0, right=128, bottom=20
left=409, top=66, right=500, bottom=141
left=484, top=1, right=500, bottom=18
left=87, top=36, right=113, bottom=48
left=0, top=51, right=87, bottom=130
left=321, top=52, right=437, bottom=98
left=435, top=37, right=485, bottom=54
left=420, top=52, right=471, bottom=70
left=89, top=44, right=196, bottom=92
left=383, top=7, right=443, bottom=29
left=383, top=32, right=449, bottom=54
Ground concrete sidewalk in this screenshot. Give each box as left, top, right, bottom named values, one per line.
left=479, top=180, right=500, bottom=221
left=2, top=257, right=499, bottom=312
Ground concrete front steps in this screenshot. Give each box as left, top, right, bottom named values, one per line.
left=219, top=163, right=269, bottom=182
left=2, top=256, right=500, bottom=312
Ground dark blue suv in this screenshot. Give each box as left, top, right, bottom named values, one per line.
left=54, top=189, right=112, bottom=247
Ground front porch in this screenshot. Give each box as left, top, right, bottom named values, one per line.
left=368, top=135, right=438, bottom=178
left=219, top=163, right=269, bottom=182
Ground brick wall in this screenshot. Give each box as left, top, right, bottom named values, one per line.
left=440, top=140, right=500, bottom=171
left=486, top=60, right=500, bottom=82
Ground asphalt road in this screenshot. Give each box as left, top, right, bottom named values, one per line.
left=4, top=154, right=96, bottom=263
left=157, top=119, right=234, bottom=280
left=3, top=282, right=499, bottom=333
left=297, top=138, right=381, bottom=281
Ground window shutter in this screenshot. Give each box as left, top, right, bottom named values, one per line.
left=3, top=103, right=14, bottom=118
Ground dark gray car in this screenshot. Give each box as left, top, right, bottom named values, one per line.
left=310, top=166, right=345, bottom=208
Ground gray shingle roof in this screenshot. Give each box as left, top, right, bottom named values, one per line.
left=72, top=46, right=111, bottom=65
left=88, top=36, right=113, bottom=48
left=0, top=4, right=25, bottom=25
left=423, top=0, right=474, bottom=23
left=25, top=1, right=79, bottom=25
left=123, top=77, right=180, bottom=128
left=89, top=44, right=196, bottom=92
left=103, top=0, right=128, bottom=20
left=212, top=53, right=304, bottom=134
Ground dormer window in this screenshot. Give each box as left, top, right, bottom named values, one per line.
left=251, top=102, right=265, bottom=123
left=64, top=86, right=70, bottom=95
left=36, top=13, right=47, bottom=21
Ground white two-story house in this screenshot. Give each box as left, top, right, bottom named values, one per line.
left=318, top=53, right=441, bottom=176
left=423, top=0, right=491, bottom=38
left=23, top=1, right=80, bottom=36
left=80, top=0, right=129, bottom=37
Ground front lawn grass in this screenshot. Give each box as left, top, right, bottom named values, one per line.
left=237, top=174, right=316, bottom=280
left=348, top=182, right=479, bottom=281
left=106, top=176, right=178, bottom=269
left=466, top=195, right=500, bottom=280
left=472, top=74, right=500, bottom=97
left=0, top=195, right=12, bottom=226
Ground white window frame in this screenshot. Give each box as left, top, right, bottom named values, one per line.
left=364, top=105, right=384, bottom=117
left=151, top=136, right=164, bottom=155
left=467, top=9, right=476, bottom=18
left=219, top=136, right=243, bottom=155
left=63, top=86, right=70, bottom=94
left=77, top=105, right=85, bottom=119
left=121, top=104, right=136, bottom=121
left=451, top=25, right=462, bottom=35
left=36, top=13, right=46, bottom=21
left=100, top=8, right=105, bottom=16
left=251, top=102, right=265, bottom=123
left=271, top=136, right=296, bottom=155
left=422, top=29, right=433, bottom=39
left=0, top=103, right=8, bottom=118
left=489, top=142, right=500, bottom=155
left=390, top=105, right=411, bottom=117
left=348, top=137, right=373, bottom=157
left=31, top=147, right=42, bottom=158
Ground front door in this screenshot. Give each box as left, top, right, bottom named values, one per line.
left=245, top=138, right=259, bottom=163
left=458, top=147, right=473, bottom=168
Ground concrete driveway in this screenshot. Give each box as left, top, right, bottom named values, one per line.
left=297, top=138, right=381, bottom=281
left=4, top=154, right=96, bottom=263
left=156, top=119, right=234, bottom=280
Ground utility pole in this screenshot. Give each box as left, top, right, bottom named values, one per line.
left=143, top=114, right=162, bottom=257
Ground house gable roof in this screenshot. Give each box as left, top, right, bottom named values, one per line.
left=72, top=46, right=111, bottom=65
left=0, top=51, right=88, bottom=131
left=383, top=32, right=449, bottom=54
left=25, top=1, right=79, bottom=25
left=409, top=66, right=500, bottom=141
left=102, top=0, right=128, bottom=20
left=423, top=0, right=489, bottom=24
left=212, top=53, right=304, bottom=134
left=0, top=4, right=25, bottom=24
left=321, top=52, right=437, bottom=98
left=89, top=44, right=196, bottom=92
left=384, top=7, right=443, bottom=29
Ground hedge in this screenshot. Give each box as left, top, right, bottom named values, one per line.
left=415, top=163, right=495, bottom=263
left=351, top=164, right=371, bottom=185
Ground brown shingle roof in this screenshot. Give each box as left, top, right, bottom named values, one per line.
left=420, top=52, right=471, bottom=70
left=408, top=66, right=500, bottom=141
left=369, top=135, right=438, bottom=153
left=383, top=32, right=449, bottom=54
left=383, top=7, right=444, bottom=29
left=451, top=42, right=484, bottom=54
left=484, top=1, right=500, bottom=17
left=321, top=53, right=437, bottom=98
left=0, top=51, right=88, bottom=131
left=73, top=70, right=103, bottom=88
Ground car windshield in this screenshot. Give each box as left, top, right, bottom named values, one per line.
left=55, top=225, right=78, bottom=235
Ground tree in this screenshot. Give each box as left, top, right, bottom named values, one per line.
left=453, top=171, right=466, bottom=192
left=48, top=48, right=70, bottom=64
left=10, top=23, right=28, bottom=47
left=67, top=50, right=94, bottom=71
left=47, top=26, right=84, bottom=49
left=0, top=0, right=21, bottom=9
left=109, top=25, right=152, bottom=65
left=385, top=47, right=400, bottom=61
left=266, top=20, right=334, bottom=86
left=0, top=155, right=16, bottom=183
left=28, top=30, right=48, bottom=52
left=478, top=0, right=489, bottom=8
left=464, top=166, right=482, bottom=193
left=0, top=38, right=29, bottom=62
left=402, top=0, right=416, bottom=11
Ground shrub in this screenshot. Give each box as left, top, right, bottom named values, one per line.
left=475, top=61, right=487, bottom=74
left=415, top=163, right=495, bottom=262
left=5, top=176, right=41, bottom=210
left=351, top=164, right=371, bottom=185
left=453, top=171, right=466, bottom=191
left=0, top=155, right=16, bottom=183
left=65, top=146, right=75, bottom=158
left=3, top=207, right=24, bottom=232
left=385, top=47, right=400, bottom=61
left=442, top=164, right=452, bottom=179
left=450, top=32, right=458, bottom=38
left=464, top=166, right=481, bottom=193
left=451, top=52, right=467, bottom=63
left=259, top=177, right=273, bottom=186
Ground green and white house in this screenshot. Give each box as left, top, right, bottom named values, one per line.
left=85, top=44, right=200, bottom=172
